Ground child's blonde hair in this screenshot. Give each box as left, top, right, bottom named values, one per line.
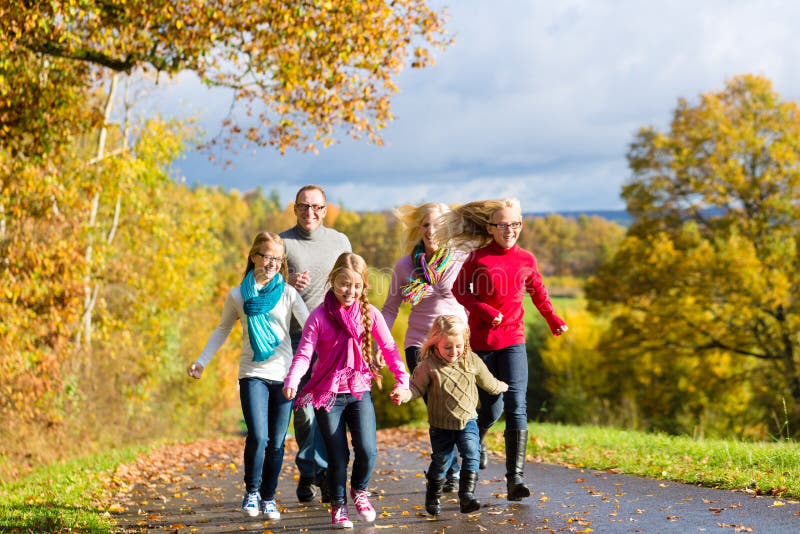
left=244, top=231, right=288, bottom=280
left=420, top=315, right=474, bottom=370
left=435, top=198, right=522, bottom=250
left=327, top=252, right=386, bottom=387
left=394, top=202, right=451, bottom=255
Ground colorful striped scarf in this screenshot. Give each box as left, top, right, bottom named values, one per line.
left=401, top=242, right=454, bottom=306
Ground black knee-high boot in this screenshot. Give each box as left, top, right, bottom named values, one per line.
left=458, top=470, right=481, bottom=513
left=425, top=476, right=445, bottom=516
left=505, top=429, right=531, bottom=501
left=478, top=426, right=489, bottom=469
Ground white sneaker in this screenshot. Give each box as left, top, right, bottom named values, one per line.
left=241, top=491, right=260, bottom=517
left=261, top=499, right=280, bottom=520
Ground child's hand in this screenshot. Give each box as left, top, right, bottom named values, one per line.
left=498, top=381, right=509, bottom=393
left=491, top=312, right=503, bottom=326
left=187, top=362, right=204, bottom=379
left=390, top=387, right=411, bottom=405
left=283, top=387, right=296, bottom=400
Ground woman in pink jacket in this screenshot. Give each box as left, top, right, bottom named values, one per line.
left=283, top=252, right=410, bottom=529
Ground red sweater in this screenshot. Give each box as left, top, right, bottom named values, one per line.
left=454, top=241, right=565, bottom=351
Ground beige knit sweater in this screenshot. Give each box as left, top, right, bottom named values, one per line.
left=409, top=351, right=506, bottom=430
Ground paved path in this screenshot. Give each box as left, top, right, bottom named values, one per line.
left=111, top=428, right=800, bottom=533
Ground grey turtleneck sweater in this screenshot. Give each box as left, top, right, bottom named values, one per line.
left=280, top=224, right=351, bottom=335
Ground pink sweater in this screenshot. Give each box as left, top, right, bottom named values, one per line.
left=454, top=241, right=565, bottom=351
left=284, top=303, right=409, bottom=395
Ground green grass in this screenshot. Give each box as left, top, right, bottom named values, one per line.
left=477, top=421, right=800, bottom=500
left=0, top=446, right=148, bottom=533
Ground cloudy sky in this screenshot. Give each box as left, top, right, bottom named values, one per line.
left=156, top=0, right=800, bottom=213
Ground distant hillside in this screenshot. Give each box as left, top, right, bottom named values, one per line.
left=526, top=209, right=632, bottom=227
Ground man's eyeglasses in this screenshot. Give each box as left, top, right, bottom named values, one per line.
left=295, top=203, right=326, bottom=212
left=253, top=252, right=283, bottom=263
left=488, top=222, right=523, bottom=230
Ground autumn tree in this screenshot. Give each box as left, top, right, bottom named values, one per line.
left=1, top=0, right=449, bottom=157
left=587, top=75, right=800, bottom=438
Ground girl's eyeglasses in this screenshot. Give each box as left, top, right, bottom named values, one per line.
left=253, top=252, right=283, bottom=263
left=488, top=222, right=522, bottom=230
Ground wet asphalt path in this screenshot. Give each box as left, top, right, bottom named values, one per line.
left=113, top=429, right=800, bottom=533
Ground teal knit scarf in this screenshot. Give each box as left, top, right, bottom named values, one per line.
left=241, top=270, right=285, bottom=362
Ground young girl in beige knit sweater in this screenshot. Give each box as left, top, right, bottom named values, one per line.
left=392, top=315, right=508, bottom=516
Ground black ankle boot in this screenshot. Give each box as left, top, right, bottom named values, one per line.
left=478, top=426, right=489, bottom=469
left=505, top=429, right=531, bottom=501
left=296, top=475, right=316, bottom=502
left=425, top=476, right=445, bottom=516
left=316, top=470, right=331, bottom=503
left=458, top=470, right=481, bottom=513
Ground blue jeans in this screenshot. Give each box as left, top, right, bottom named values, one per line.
left=428, top=419, right=480, bottom=478
left=476, top=343, right=529, bottom=431
left=315, top=392, right=377, bottom=505
left=239, top=377, right=293, bottom=499
left=406, top=346, right=460, bottom=481
left=291, top=333, right=328, bottom=480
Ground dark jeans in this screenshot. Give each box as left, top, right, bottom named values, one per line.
left=239, top=377, right=293, bottom=499
left=406, top=346, right=460, bottom=480
left=315, top=392, right=378, bottom=505
left=291, top=333, right=328, bottom=480
left=475, top=343, right=528, bottom=431
left=428, top=419, right=480, bottom=479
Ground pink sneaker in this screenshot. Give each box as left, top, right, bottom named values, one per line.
left=350, top=488, right=376, bottom=522
left=331, top=504, right=353, bottom=529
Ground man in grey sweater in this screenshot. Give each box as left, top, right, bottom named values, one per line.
left=280, top=184, right=351, bottom=503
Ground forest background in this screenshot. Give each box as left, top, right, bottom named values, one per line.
left=2, top=2, right=799, bottom=485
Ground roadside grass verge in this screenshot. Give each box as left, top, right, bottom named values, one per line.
left=0, top=446, right=148, bottom=533
left=480, top=421, right=800, bottom=500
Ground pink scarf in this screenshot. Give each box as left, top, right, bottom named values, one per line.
left=295, top=291, right=375, bottom=411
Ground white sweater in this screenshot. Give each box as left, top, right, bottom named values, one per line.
left=196, top=282, right=309, bottom=381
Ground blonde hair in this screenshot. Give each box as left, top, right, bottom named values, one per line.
left=435, top=198, right=522, bottom=250
left=394, top=202, right=450, bottom=255
left=419, top=315, right=473, bottom=370
left=244, top=231, right=288, bottom=280
left=327, top=252, right=386, bottom=387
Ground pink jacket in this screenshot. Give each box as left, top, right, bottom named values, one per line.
left=284, top=303, right=409, bottom=400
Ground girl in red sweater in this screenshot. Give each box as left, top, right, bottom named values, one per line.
left=436, top=198, right=568, bottom=501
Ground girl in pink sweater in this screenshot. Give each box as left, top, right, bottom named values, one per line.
left=381, top=201, right=468, bottom=492
left=283, top=252, right=410, bottom=529
left=437, top=198, right=568, bottom=502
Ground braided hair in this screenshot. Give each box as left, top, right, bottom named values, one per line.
left=328, top=252, right=386, bottom=387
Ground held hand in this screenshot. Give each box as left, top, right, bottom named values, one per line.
left=283, top=387, right=296, bottom=400
left=390, top=387, right=411, bottom=405
left=498, top=381, right=509, bottom=393
left=187, top=362, right=204, bottom=379
left=555, top=324, right=569, bottom=336
left=289, top=271, right=310, bottom=291
left=491, top=312, right=503, bottom=326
